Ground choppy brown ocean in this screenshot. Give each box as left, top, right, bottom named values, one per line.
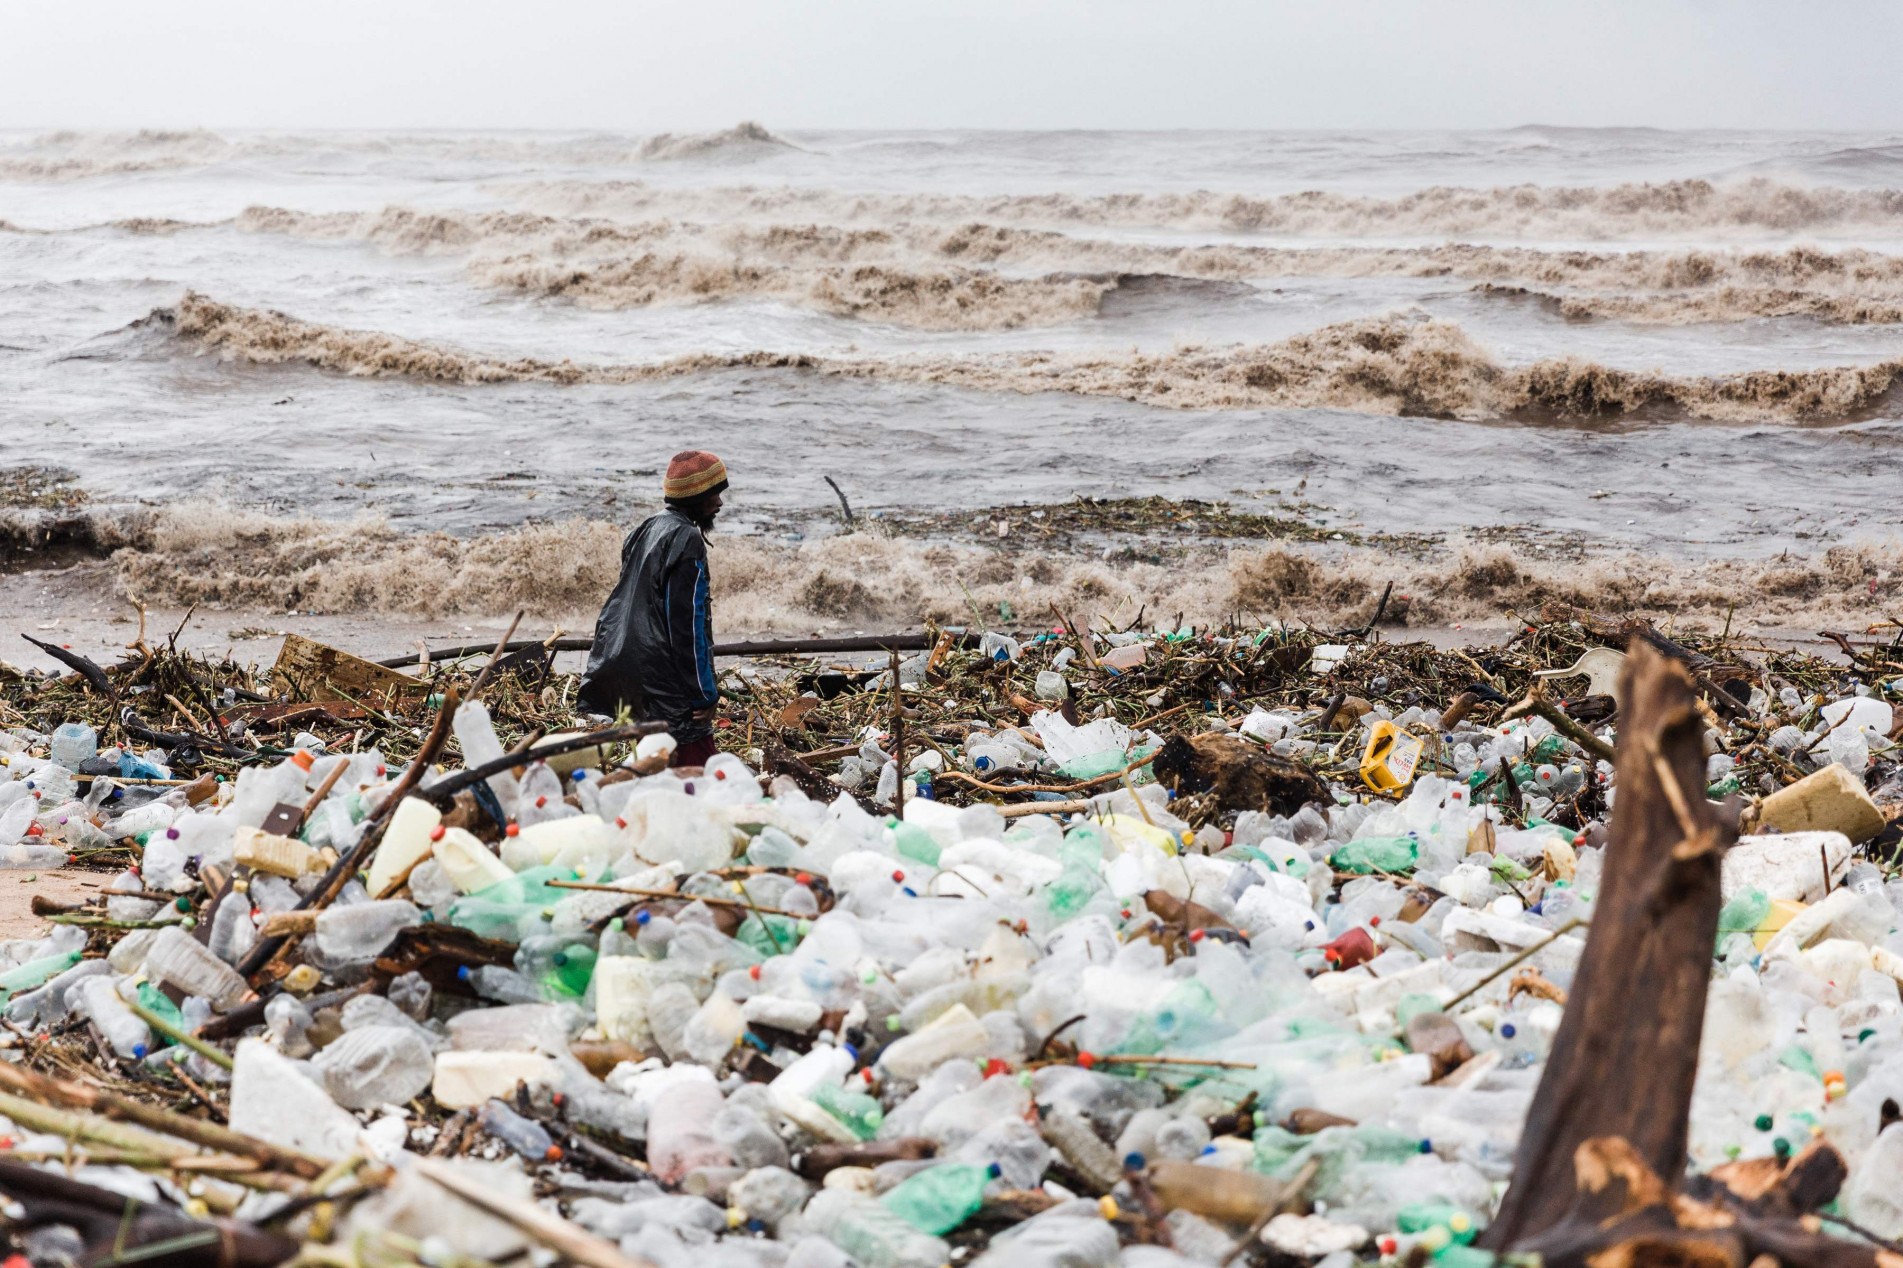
left=3, top=123, right=1901, bottom=632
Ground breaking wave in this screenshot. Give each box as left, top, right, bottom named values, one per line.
left=0, top=125, right=799, bottom=182
left=471, top=252, right=1113, bottom=329
left=1475, top=282, right=1903, bottom=326
left=0, top=128, right=234, bottom=180
left=505, top=176, right=1903, bottom=239
left=70, top=501, right=1903, bottom=632
left=154, top=292, right=1903, bottom=422
left=219, top=205, right=1903, bottom=327
left=636, top=122, right=797, bottom=161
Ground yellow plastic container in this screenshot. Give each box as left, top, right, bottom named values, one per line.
left=1360, top=720, right=1424, bottom=793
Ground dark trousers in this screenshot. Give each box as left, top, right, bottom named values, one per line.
left=671, top=736, right=720, bottom=768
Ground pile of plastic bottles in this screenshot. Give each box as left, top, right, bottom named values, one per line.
left=0, top=678, right=1899, bottom=1267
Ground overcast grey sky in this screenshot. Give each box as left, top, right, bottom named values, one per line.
left=5, top=0, right=1900, bottom=132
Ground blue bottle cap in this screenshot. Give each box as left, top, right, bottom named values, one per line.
left=1122, top=1152, right=1146, bottom=1172
left=635, top=910, right=652, bottom=926
left=1500, top=1023, right=1517, bottom=1039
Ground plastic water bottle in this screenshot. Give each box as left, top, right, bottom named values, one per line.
left=142, top=925, right=249, bottom=1008
left=802, top=1189, right=952, bottom=1268
left=729, top=1166, right=810, bottom=1231
left=453, top=700, right=520, bottom=811
left=0, top=844, right=68, bottom=869
left=882, top=1162, right=999, bottom=1235
left=207, top=895, right=259, bottom=965
left=876, top=1004, right=988, bottom=1081
left=479, top=1098, right=561, bottom=1161
left=645, top=1066, right=731, bottom=1182
left=313, top=1024, right=434, bottom=1109
left=0, top=797, right=33, bottom=849
left=514, top=934, right=597, bottom=999
left=72, top=977, right=150, bottom=1059
left=713, top=1102, right=790, bottom=1170
left=314, top=900, right=421, bottom=963
left=964, top=742, right=1020, bottom=776
left=0, top=948, right=83, bottom=1001
left=50, top=723, right=97, bottom=771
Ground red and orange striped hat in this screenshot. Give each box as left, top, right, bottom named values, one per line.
left=663, top=450, right=729, bottom=500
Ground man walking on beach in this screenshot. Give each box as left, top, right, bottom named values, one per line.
left=578, top=451, right=728, bottom=767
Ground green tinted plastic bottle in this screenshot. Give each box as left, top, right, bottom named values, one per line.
left=889, top=819, right=941, bottom=867
left=882, top=1162, right=999, bottom=1235
left=812, top=1082, right=884, bottom=1141
left=0, top=948, right=81, bottom=1001
left=1330, top=836, right=1418, bottom=875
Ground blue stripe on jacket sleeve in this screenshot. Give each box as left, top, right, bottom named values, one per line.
left=693, top=558, right=716, bottom=704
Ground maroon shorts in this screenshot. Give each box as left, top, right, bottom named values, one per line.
left=670, top=736, right=720, bottom=769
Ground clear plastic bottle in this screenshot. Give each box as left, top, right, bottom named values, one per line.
left=110, top=798, right=181, bottom=843
left=314, top=899, right=420, bottom=963
left=646, top=981, right=700, bottom=1060
left=730, top=1166, right=811, bottom=1231
left=313, top=1024, right=434, bottom=1109
left=206, top=894, right=258, bottom=966
left=1042, top=1109, right=1122, bottom=1192
left=514, top=764, right=569, bottom=829
left=453, top=700, right=521, bottom=812
left=49, top=723, right=97, bottom=772
left=0, top=798, right=37, bottom=848
left=713, top=1102, right=791, bottom=1170
left=0, top=843, right=69, bottom=869
left=877, top=1004, right=989, bottom=1081
left=142, top=925, right=249, bottom=1007
left=5, top=958, right=110, bottom=1030
left=72, top=977, right=150, bottom=1059
left=645, top=1066, right=731, bottom=1182
left=466, top=965, right=545, bottom=1006
left=478, top=1098, right=561, bottom=1161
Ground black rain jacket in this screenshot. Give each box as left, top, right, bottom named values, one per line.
left=578, top=508, right=717, bottom=740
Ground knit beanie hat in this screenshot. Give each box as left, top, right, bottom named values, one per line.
left=663, top=451, right=729, bottom=500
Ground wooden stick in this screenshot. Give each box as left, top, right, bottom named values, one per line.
left=1095, top=1054, right=1256, bottom=1070
left=418, top=721, right=660, bottom=807
left=935, top=750, right=1154, bottom=797
left=998, top=799, right=1094, bottom=819
left=239, top=687, right=462, bottom=982
left=0, top=1063, right=325, bottom=1180
left=411, top=1157, right=656, bottom=1268
left=544, top=878, right=803, bottom=919
left=891, top=649, right=905, bottom=819
left=126, top=998, right=236, bottom=1071
left=1505, top=687, right=1618, bottom=765
left=468, top=610, right=525, bottom=699
left=297, top=755, right=353, bottom=830
left=1441, top=919, right=1587, bottom=1012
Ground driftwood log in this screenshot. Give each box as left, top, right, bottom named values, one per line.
left=1149, top=732, right=1328, bottom=815
left=1483, top=640, right=1890, bottom=1265
left=0, top=1158, right=298, bottom=1268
